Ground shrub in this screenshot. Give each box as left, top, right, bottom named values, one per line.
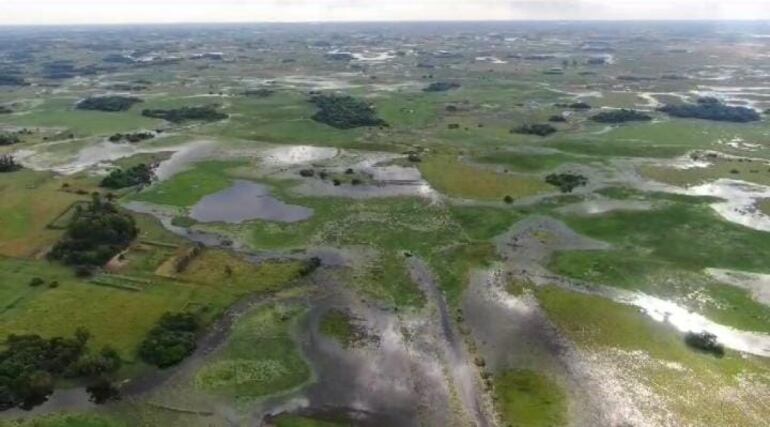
left=138, top=312, right=201, bottom=368
left=545, top=173, right=588, bottom=193
left=684, top=331, right=724, bottom=357
left=309, top=94, right=388, bottom=129
left=658, top=97, right=760, bottom=123
left=512, top=123, right=557, bottom=137
left=76, top=96, right=142, bottom=112
left=142, top=105, right=228, bottom=123
left=591, top=109, right=652, bottom=123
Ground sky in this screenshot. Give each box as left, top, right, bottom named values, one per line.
left=0, top=0, right=769, bottom=25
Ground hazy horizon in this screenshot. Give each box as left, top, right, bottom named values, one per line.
left=1, top=0, right=769, bottom=26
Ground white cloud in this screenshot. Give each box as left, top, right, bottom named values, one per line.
left=0, top=0, right=768, bottom=25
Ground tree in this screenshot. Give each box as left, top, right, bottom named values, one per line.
left=0, top=155, right=21, bottom=173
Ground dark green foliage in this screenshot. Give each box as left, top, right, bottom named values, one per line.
left=0, top=133, right=20, bottom=146
left=0, top=329, right=119, bottom=411
left=28, top=278, right=45, bottom=287
left=0, top=155, right=21, bottom=173
left=100, top=164, right=155, bottom=189
left=0, top=75, right=28, bottom=86
left=142, top=105, right=228, bottom=123
left=0, top=106, right=12, bottom=114
left=545, top=173, right=588, bottom=193
left=591, top=109, right=652, bottom=123
left=548, top=115, right=567, bottom=122
left=299, top=256, right=322, bottom=276
left=310, top=94, right=388, bottom=129
left=684, top=331, right=724, bottom=357
left=243, top=88, right=274, bottom=97
left=658, top=97, right=761, bottom=123
left=138, top=312, right=201, bottom=368
left=76, top=96, right=143, bottom=112
left=569, top=102, right=592, bottom=110
left=48, top=194, right=138, bottom=267
left=423, top=81, right=461, bottom=92
left=108, top=132, right=155, bottom=143
left=512, top=123, right=557, bottom=137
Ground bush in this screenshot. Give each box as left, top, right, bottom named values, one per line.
left=423, top=81, right=461, bottom=92
left=0, top=133, right=20, bottom=146
left=658, top=97, right=760, bottom=123
left=100, top=163, right=155, bottom=189
left=28, top=277, right=45, bottom=287
left=512, top=123, right=557, bottom=137
left=139, top=312, right=201, bottom=368
left=0, top=154, right=21, bottom=173
left=309, top=94, right=388, bottom=129
left=142, top=105, right=228, bottom=123
left=684, top=331, right=724, bottom=357
left=545, top=173, right=588, bottom=193
left=591, top=109, right=652, bottom=123
left=76, top=96, right=142, bottom=112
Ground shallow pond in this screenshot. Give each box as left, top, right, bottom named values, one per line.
left=190, top=180, right=313, bottom=224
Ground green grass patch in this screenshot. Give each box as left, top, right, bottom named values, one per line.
left=131, top=161, right=239, bottom=207
left=494, top=369, right=567, bottom=427
left=419, top=155, right=551, bottom=200
left=194, top=303, right=310, bottom=401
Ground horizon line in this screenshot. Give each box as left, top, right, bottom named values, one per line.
left=1, top=18, right=769, bottom=28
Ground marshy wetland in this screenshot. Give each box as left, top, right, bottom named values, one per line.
left=1, top=21, right=770, bottom=426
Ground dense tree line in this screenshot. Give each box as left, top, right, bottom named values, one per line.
left=138, top=312, right=201, bottom=368
left=423, top=82, right=461, bottom=92
left=658, top=97, right=760, bottom=123
left=100, top=163, right=155, bottom=189
left=310, top=94, right=388, bottom=129
left=0, top=330, right=121, bottom=410
left=108, top=132, right=155, bottom=143
left=546, top=173, right=588, bottom=193
left=48, top=194, right=138, bottom=267
left=590, top=109, right=652, bottom=123
left=141, top=105, right=228, bottom=123
left=0, top=155, right=21, bottom=173
left=512, top=123, right=557, bottom=137
left=76, top=96, right=143, bottom=112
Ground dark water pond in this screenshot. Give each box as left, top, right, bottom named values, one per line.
left=190, top=180, right=313, bottom=224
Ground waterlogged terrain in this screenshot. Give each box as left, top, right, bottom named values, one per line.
left=1, top=21, right=770, bottom=427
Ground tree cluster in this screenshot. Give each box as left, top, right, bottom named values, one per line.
left=108, top=132, right=155, bottom=143
left=0, top=155, right=21, bottom=173
left=658, top=97, right=760, bottom=123
left=48, top=194, right=138, bottom=267
left=141, top=105, right=228, bottom=123
left=423, top=82, right=461, bottom=92
left=138, top=312, right=201, bottom=368
left=76, top=96, right=143, bottom=112
left=0, top=329, right=121, bottom=411
left=545, top=173, right=588, bottom=193
left=100, top=163, right=155, bottom=189
left=590, top=109, right=652, bottom=124
left=512, top=123, right=557, bottom=137
left=310, top=94, right=388, bottom=129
